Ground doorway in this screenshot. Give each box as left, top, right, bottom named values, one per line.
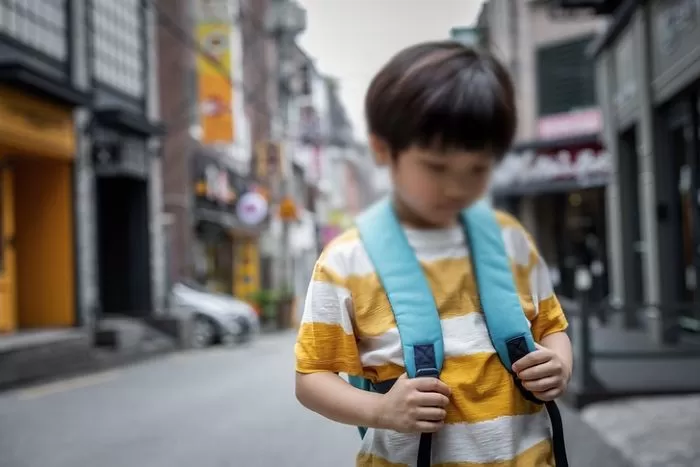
left=96, top=176, right=152, bottom=317
left=619, top=129, right=644, bottom=306
left=665, top=97, right=700, bottom=332
left=0, top=158, right=75, bottom=333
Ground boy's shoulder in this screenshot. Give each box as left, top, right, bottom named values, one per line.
left=317, top=227, right=366, bottom=276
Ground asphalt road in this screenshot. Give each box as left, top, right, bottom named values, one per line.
left=0, top=332, right=631, bottom=467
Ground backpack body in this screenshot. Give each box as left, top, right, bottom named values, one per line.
left=350, top=197, right=568, bottom=466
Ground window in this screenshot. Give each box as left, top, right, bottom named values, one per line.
left=90, top=0, right=145, bottom=97
left=0, top=0, right=68, bottom=61
left=536, top=35, right=597, bottom=117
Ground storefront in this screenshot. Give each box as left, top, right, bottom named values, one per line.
left=593, top=0, right=700, bottom=336
left=0, top=2, right=91, bottom=334
left=192, top=147, right=268, bottom=298
left=492, top=110, right=610, bottom=301
left=0, top=85, right=85, bottom=333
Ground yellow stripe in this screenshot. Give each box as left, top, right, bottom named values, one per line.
left=441, top=353, right=543, bottom=424
left=295, top=322, right=363, bottom=375
left=348, top=257, right=480, bottom=337
left=346, top=257, right=538, bottom=337
left=494, top=210, right=522, bottom=229
left=357, top=439, right=553, bottom=467
left=361, top=353, right=542, bottom=424
left=312, top=262, right=347, bottom=288
left=356, top=453, right=407, bottom=467
left=531, top=296, right=568, bottom=341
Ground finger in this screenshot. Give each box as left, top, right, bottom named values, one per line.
left=413, top=377, right=451, bottom=396
left=518, top=362, right=557, bottom=381
left=512, top=350, right=553, bottom=373
left=414, top=420, right=444, bottom=433
left=397, top=373, right=408, bottom=381
left=533, top=387, right=562, bottom=402
left=415, top=392, right=451, bottom=408
left=416, top=407, right=447, bottom=422
left=522, top=376, right=560, bottom=393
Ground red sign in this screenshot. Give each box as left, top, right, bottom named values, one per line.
left=537, top=108, right=602, bottom=140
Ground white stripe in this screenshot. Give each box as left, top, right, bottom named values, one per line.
left=360, top=411, right=551, bottom=465
left=530, top=257, right=555, bottom=314
left=301, top=281, right=354, bottom=335
left=501, top=226, right=532, bottom=267
left=359, top=313, right=496, bottom=367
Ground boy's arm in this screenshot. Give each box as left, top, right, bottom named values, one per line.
left=294, top=255, right=381, bottom=425
left=295, top=372, right=385, bottom=428
left=295, top=256, right=451, bottom=432
left=523, top=227, right=573, bottom=378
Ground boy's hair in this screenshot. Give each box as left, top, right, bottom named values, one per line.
left=365, top=41, right=516, bottom=159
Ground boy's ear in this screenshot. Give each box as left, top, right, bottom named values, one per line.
left=368, top=134, right=391, bottom=167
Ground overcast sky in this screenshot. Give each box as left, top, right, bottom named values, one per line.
left=297, top=0, right=485, bottom=142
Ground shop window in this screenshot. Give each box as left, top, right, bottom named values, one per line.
left=0, top=0, right=68, bottom=61
left=90, top=0, right=145, bottom=97
left=536, top=35, right=596, bottom=117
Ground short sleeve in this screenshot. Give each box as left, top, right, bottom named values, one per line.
left=295, top=248, right=363, bottom=376
left=526, top=235, right=569, bottom=341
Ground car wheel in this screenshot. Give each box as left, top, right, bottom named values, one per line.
left=191, top=315, right=217, bottom=349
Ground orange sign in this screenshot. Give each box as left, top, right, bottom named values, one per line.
left=196, top=23, right=234, bottom=144
left=0, top=86, right=75, bottom=159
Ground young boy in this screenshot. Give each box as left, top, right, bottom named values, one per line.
left=295, top=41, right=572, bottom=467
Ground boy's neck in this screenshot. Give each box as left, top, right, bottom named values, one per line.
left=392, top=196, right=458, bottom=230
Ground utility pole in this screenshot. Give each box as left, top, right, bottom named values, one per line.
left=266, top=0, right=306, bottom=293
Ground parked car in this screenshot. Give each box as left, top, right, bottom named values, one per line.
left=169, top=282, right=260, bottom=348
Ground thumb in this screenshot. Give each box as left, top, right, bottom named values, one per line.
left=534, top=342, right=547, bottom=351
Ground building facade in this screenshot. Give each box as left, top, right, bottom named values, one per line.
left=0, top=0, right=165, bottom=336
left=558, top=0, right=700, bottom=340
left=479, top=0, right=610, bottom=300
left=158, top=0, right=271, bottom=301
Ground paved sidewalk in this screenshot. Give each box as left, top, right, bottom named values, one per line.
left=559, top=403, right=633, bottom=467
left=582, top=395, right=700, bottom=467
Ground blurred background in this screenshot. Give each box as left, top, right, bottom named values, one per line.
left=0, top=0, right=698, bottom=466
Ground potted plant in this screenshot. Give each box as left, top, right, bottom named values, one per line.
left=248, top=289, right=278, bottom=328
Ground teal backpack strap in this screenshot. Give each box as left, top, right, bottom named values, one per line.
left=355, top=197, right=444, bottom=379
left=461, top=199, right=569, bottom=467
left=352, top=197, right=443, bottom=466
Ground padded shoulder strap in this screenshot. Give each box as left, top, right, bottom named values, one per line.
left=461, top=200, right=536, bottom=371
left=356, top=197, right=444, bottom=378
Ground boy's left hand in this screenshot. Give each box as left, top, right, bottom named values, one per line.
left=511, top=343, right=571, bottom=401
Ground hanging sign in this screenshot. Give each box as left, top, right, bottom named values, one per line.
left=236, top=191, right=269, bottom=226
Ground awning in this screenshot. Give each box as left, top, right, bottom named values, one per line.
left=491, top=136, right=610, bottom=196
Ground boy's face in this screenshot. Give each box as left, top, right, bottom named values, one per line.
left=371, top=136, right=494, bottom=227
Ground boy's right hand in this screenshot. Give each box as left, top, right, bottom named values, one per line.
left=375, top=373, right=451, bottom=433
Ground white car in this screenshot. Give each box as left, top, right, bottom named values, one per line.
left=169, top=282, right=260, bottom=348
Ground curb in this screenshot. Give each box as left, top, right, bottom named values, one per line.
left=0, top=345, right=177, bottom=393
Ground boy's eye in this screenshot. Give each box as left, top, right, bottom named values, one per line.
left=425, top=163, right=447, bottom=173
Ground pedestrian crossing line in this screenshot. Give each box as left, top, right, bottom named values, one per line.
left=16, top=371, right=121, bottom=401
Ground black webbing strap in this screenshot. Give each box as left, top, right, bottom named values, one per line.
left=507, top=336, right=569, bottom=467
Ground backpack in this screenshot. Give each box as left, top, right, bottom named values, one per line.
left=348, top=197, right=568, bottom=467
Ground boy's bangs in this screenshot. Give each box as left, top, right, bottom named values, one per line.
left=410, top=67, right=515, bottom=155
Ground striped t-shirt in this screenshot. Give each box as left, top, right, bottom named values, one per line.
left=295, top=211, right=568, bottom=467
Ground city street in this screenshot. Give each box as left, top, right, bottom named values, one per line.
left=0, top=332, right=631, bottom=467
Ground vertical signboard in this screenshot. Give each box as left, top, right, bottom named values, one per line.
left=196, top=18, right=235, bottom=144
